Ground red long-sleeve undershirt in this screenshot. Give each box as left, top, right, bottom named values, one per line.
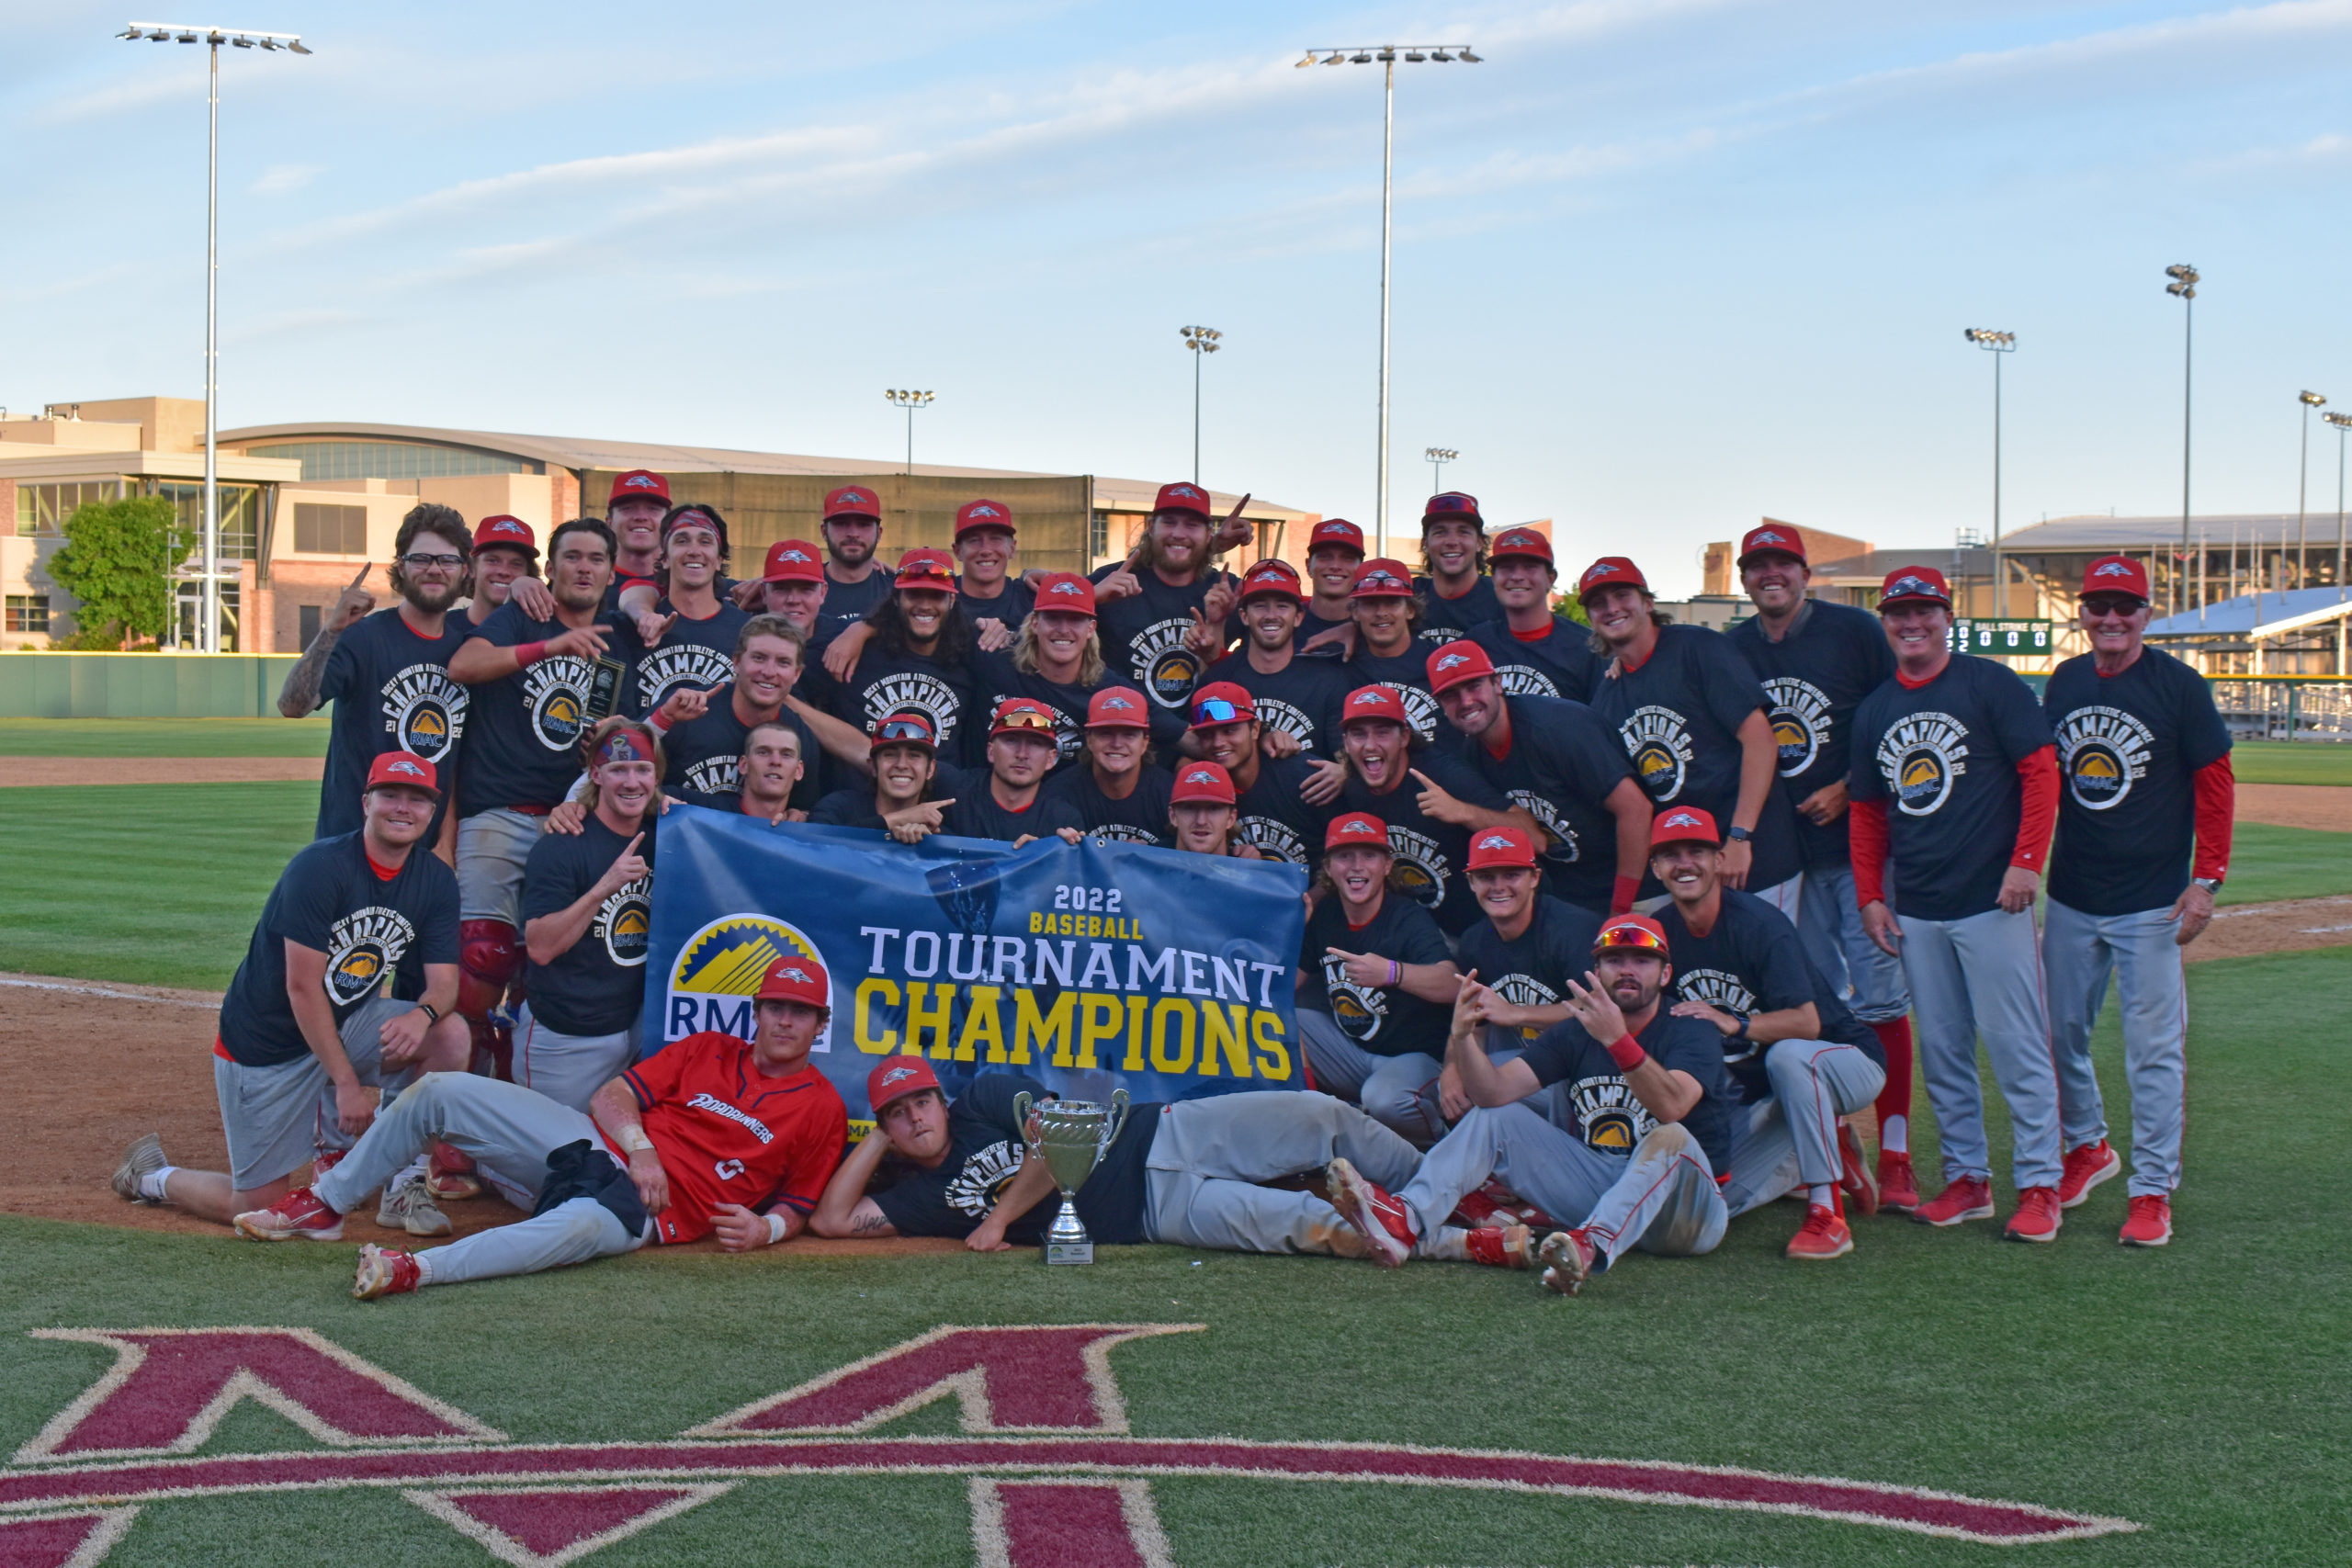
left=2193, top=753, right=2234, bottom=881
left=1850, top=744, right=2058, bottom=908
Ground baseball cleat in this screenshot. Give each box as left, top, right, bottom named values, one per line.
left=377, top=1172, right=453, bottom=1237
left=427, top=1141, right=482, bottom=1201
left=1536, top=1229, right=1600, bottom=1296
left=353, top=1245, right=423, bottom=1300
left=2120, top=1194, right=2173, bottom=1247
left=111, top=1133, right=165, bottom=1203
left=2005, top=1186, right=2064, bottom=1243
left=1876, top=1150, right=1920, bottom=1213
left=1837, top=1123, right=1879, bottom=1216
left=1786, top=1202, right=1854, bottom=1260
left=1912, top=1175, right=1994, bottom=1227
left=1464, top=1224, right=1537, bottom=1269
left=1325, top=1156, right=1414, bottom=1269
left=233, top=1187, right=343, bottom=1242
left=2058, top=1139, right=2121, bottom=1209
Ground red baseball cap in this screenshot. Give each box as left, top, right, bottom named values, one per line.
left=608, top=469, right=670, bottom=507
left=1308, top=519, right=1366, bottom=556
left=755, top=953, right=830, bottom=1008
left=1649, top=805, right=1720, bottom=851
left=1351, top=558, right=1415, bottom=599
left=870, top=711, right=937, bottom=750
left=1238, top=560, right=1304, bottom=603
left=955, top=498, right=1015, bottom=538
left=1153, top=481, right=1214, bottom=520
left=1170, top=760, right=1237, bottom=806
left=1737, top=524, right=1807, bottom=568
left=1422, top=491, right=1483, bottom=525
left=1879, top=565, right=1952, bottom=610
left=1577, top=557, right=1649, bottom=602
left=365, top=750, right=439, bottom=795
left=824, top=485, right=882, bottom=522
left=1426, top=639, right=1495, bottom=694
left=894, top=547, right=957, bottom=592
left=1325, top=811, right=1391, bottom=852
left=1085, top=687, right=1150, bottom=728
left=1340, top=684, right=1408, bottom=728
left=1032, top=571, right=1097, bottom=615
left=1594, top=913, right=1671, bottom=957
left=867, top=1056, right=941, bottom=1114
left=990, top=697, right=1060, bottom=739
left=1465, top=824, right=1537, bottom=872
left=472, top=515, right=535, bottom=556
left=1487, top=526, right=1553, bottom=566
left=1188, top=681, right=1255, bottom=731
left=761, top=539, right=825, bottom=584
left=2080, top=555, right=2152, bottom=604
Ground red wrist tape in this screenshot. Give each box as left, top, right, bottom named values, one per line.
left=1611, top=874, right=1641, bottom=917
left=1604, top=1035, right=1646, bottom=1073
left=514, top=640, right=548, bottom=669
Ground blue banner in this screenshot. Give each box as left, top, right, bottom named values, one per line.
left=640, top=808, right=1310, bottom=1127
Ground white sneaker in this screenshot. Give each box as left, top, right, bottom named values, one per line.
left=377, top=1172, right=453, bottom=1237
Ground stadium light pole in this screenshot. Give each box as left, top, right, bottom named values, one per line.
left=1181, top=326, right=1221, bottom=485
left=1963, top=329, right=2016, bottom=616
left=1425, top=446, right=1457, bottom=493
left=884, top=389, right=933, bottom=476
left=2327, top=410, right=2352, bottom=602
left=118, top=21, right=311, bottom=653
left=2165, top=265, right=2198, bottom=615
left=2296, top=390, right=2326, bottom=589
left=1295, top=42, right=1482, bottom=556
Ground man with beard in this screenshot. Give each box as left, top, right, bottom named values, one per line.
left=1187, top=682, right=1334, bottom=866
left=1090, top=482, right=1245, bottom=746
left=735, top=720, right=806, bottom=826
left=809, top=713, right=956, bottom=840
left=1577, top=557, right=1802, bottom=910
left=1046, top=687, right=1174, bottom=846
left=830, top=547, right=980, bottom=763
left=1197, top=560, right=1350, bottom=757
left=515, top=719, right=662, bottom=1113
left=1327, top=915, right=1734, bottom=1295
left=620, top=505, right=750, bottom=716
left=603, top=470, right=672, bottom=602
left=279, top=503, right=474, bottom=848
left=1344, top=559, right=1443, bottom=743
left=1333, top=683, right=1528, bottom=939
left=1428, top=640, right=1649, bottom=919
left=814, top=484, right=894, bottom=638
left=974, top=570, right=1112, bottom=771
left=1467, top=527, right=1593, bottom=700
left=465, top=516, right=539, bottom=629
left=934, top=699, right=1083, bottom=846
left=953, top=498, right=1032, bottom=643
left=445, top=520, right=627, bottom=1081
left=1415, top=491, right=1505, bottom=646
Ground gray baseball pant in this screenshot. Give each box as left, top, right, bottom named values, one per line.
left=1721, top=1039, right=1888, bottom=1216
left=2043, top=898, right=2188, bottom=1198
left=312, top=1072, right=649, bottom=1285
left=456, top=807, right=543, bottom=926
left=1798, top=864, right=1912, bottom=1022
left=1897, top=905, right=2063, bottom=1191
left=1142, top=1090, right=1420, bottom=1257
left=212, top=997, right=422, bottom=1189
left=1397, top=1104, right=1726, bottom=1263
left=1298, top=1010, right=1447, bottom=1144
left=514, top=1003, right=641, bottom=1115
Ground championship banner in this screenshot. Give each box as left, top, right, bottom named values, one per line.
left=640, top=808, right=1310, bottom=1127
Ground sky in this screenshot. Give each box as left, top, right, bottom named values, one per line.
left=7, top=1, right=2352, bottom=593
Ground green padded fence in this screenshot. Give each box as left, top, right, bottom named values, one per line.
left=0, top=652, right=302, bottom=717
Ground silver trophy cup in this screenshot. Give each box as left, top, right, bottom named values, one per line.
left=1012, top=1088, right=1130, bottom=1265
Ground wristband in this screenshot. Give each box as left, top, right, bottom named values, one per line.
left=416, top=1002, right=439, bottom=1025
left=1611, top=874, right=1641, bottom=917
left=1603, top=1034, right=1646, bottom=1073
left=763, top=1211, right=787, bottom=1246
left=1388, top=960, right=1400, bottom=987
left=619, top=1126, right=655, bottom=1155
left=1731, top=1014, right=1750, bottom=1042
left=514, top=640, right=548, bottom=669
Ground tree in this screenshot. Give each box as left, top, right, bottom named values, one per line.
left=47, top=496, right=197, bottom=649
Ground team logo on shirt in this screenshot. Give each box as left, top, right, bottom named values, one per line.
left=1250, top=696, right=1317, bottom=744
left=1087, top=823, right=1164, bottom=847
left=1566, top=1073, right=1657, bottom=1153
left=1489, top=970, right=1560, bottom=1043
left=946, top=1140, right=1026, bottom=1217
left=521, top=656, right=596, bottom=751
left=1321, top=954, right=1393, bottom=1043
left=1761, top=677, right=1832, bottom=778
left=1506, top=790, right=1579, bottom=865
left=1384, top=823, right=1452, bottom=911
left=322, top=907, right=419, bottom=1009
left=596, top=876, right=653, bottom=968
left=1876, top=711, right=1971, bottom=817
left=1493, top=661, right=1562, bottom=699
left=1237, top=816, right=1308, bottom=863
left=2052, top=705, right=2153, bottom=811
left=380, top=663, right=468, bottom=762
left=1128, top=618, right=1204, bottom=708
left=635, top=645, right=736, bottom=713
left=664, top=914, right=831, bottom=1050
left=684, top=756, right=742, bottom=798
left=1677, top=968, right=1761, bottom=1065
left=1619, top=705, right=1694, bottom=802
left=859, top=673, right=963, bottom=750
left=1374, top=682, right=1441, bottom=743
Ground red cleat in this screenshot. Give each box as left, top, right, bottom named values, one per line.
left=2058, top=1139, right=2120, bottom=1209
left=2120, top=1194, right=2172, bottom=1247
left=233, top=1186, right=343, bottom=1242
left=353, top=1245, right=422, bottom=1300
left=2005, top=1186, right=2064, bottom=1243
left=1326, top=1157, right=1415, bottom=1269
left=427, top=1140, right=481, bottom=1201
left=1463, top=1225, right=1536, bottom=1269
left=1913, top=1174, right=1994, bottom=1228
left=1838, top=1123, right=1879, bottom=1216
left=1786, top=1201, right=1854, bottom=1260
left=1537, top=1228, right=1600, bottom=1295
left=1877, top=1149, right=1920, bottom=1213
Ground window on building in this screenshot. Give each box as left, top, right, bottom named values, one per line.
left=298, top=604, right=322, bottom=649
left=246, top=441, right=537, bottom=481
left=5, top=595, right=51, bottom=635
left=292, top=502, right=368, bottom=555
left=1089, top=511, right=1110, bottom=561
left=15, top=481, right=124, bottom=537
left=133, top=480, right=260, bottom=561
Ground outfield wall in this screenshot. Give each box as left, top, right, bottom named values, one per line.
left=0, top=652, right=301, bottom=717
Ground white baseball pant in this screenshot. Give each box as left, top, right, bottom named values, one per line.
left=1897, top=905, right=2063, bottom=1191
left=1721, top=1039, right=1887, bottom=1216
left=1141, top=1090, right=1420, bottom=1257
left=2042, top=898, right=2188, bottom=1198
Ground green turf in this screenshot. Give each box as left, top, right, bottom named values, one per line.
left=1, top=950, right=2346, bottom=1564
left=0, top=716, right=332, bottom=757
left=2230, top=738, right=2352, bottom=786
left=2216, top=821, right=2352, bottom=906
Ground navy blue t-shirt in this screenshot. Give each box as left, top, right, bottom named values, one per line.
left=623, top=599, right=749, bottom=717
left=868, top=1071, right=1158, bottom=1246
left=314, top=607, right=471, bottom=840
left=1337, top=749, right=1512, bottom=935
left=832, top=645, right=978, bottom=769
left=216, top=833, right=459, bottom=1067
left=1518, top=1007, right=1734, bottom=1173
left=1047, top=762, right=1175, bottom=847
left=519, top=813, right=655, bottom=1037
left=1586, top=623, right=1801, bottom=894
left=1414, top=573, right=1505, bottom=645
left=1233, top=754, right=1335, bottom=866
left=2045, top=647, right=2232, bottom=917
left=1455, top=695, right=1636, bottom=915
left=1201, top=649, right=1352, bottom=758
left=457, top=602, right=633, bottom=818
left=814, top=565, right=895, bottom=641
left=1849, top=654, right=2054, bottom=922
left=1727, top=600, right=1894, bottom=873
left=1469, top=617, right=1596, bottom=702
left=1090, top=564, right=1235, bottom=745
left=959, top=577, right=1035, bottom=633
left=971, top=650, right=1103, bottom=773
left=1345, top=643, right=1443, bottom=744
left=941, top=776, right=1083, bottom=844
left=1453, top=897, right=1600, bottom=1050
left=1298, top=891, right=1453, bottom=1060
left=659, top=687, right=822, bottom=813
left=1653, top=888, right=1881, bottom=1105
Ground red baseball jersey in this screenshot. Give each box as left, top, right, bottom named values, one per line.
left=621, top=1032, right=847, bottom=1245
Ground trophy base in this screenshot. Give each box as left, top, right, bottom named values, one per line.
left=1045, top=1239, right=1095, bottom=1266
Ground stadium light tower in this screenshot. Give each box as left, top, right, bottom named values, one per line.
left=1425, top=446, right=1457, bottom=492
left=2326, top=410, right=2352, bottom=602
left=2297, top=390, right=2326, bottom=588
left=1295, top=42, right=1482, bottom=556
left=1181, top=326, right=1221, bottom=485
left=884, top=389, right=934, bottom=475
left=117, top=21, right=311, bottom=653
left=1963, top=329, right=2017, bottom=616
left=2165, top=265, right=2199, bottom=615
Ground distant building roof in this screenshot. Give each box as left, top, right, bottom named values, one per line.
left=2147, top=585, right=2352, bottom=638
left=1997, top=513, right=2341, bottom=551
left=1814, top=547, right=1996, bottom=580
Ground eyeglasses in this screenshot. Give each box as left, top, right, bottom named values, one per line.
left=401, top=552, right=465, bottom=570
left=2082, top=595, right=2146, bottom=618
left=873, top=717, right=933, bottom=743
left=1593, top=922, right=1669, bottom=956
left=993, top=708, right=1057, bottom=734
left=1191, top=696, right=1245, bottom=726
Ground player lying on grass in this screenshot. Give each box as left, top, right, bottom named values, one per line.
left=811, top=1057, right=1479, bottom=1261
left=1324, top=914, right=1736, bottom=1296
left=113, top=750, right=474, bottom=1238
left=229, top=955, right=847, bottom=1300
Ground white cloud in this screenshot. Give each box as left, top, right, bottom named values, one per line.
left=251, top=163, right=321, bottom=196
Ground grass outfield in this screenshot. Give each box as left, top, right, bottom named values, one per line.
left=0, top=717, right=331, bottom=757
left=1, top=947, right=2346, bottom=1565
left=2231, top=738, right=2352, bottom=785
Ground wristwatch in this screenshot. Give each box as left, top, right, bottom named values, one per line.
left=1725, top=825, right=1753, bottom=843
left=2193, top=876, right=2223, bottom=894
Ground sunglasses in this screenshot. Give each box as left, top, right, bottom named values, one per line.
left=873, top=717, right=933, bottom=743
left=993, top=708, right=1057, bottom=734
left=1592, top=922, right=1668, bottom=956
left=1191, top=696, right=1246, bottom=726
left=2082, top=595, right=2146, bottom=617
